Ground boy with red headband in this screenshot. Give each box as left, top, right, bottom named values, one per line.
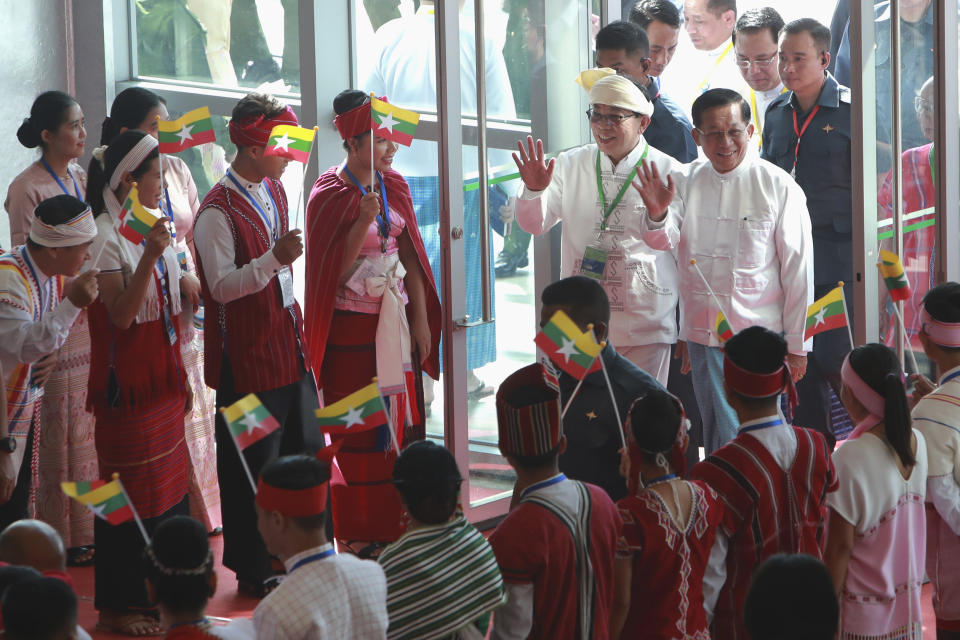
left=194, top=93, right=322, bottom=596
left=488, top=363, right=622, bottom=640
left=912, top=282, right=960, bottom=639
left=689, top=326, right=836, bottom=640
left=254, top=454, right=388, bottom=639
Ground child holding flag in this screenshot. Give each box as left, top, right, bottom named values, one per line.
left=304, top=89, right=440, bottom=554
left=86, top=129, right=200, bottom=635
left=103, top=87, right=221, bottom=536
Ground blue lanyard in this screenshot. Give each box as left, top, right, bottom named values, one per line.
left=520, top=473, right=567, bottom=500
left=226, top=170, right=279, bottom=241
left=290, top=547, right=336, bottom=572
left=646, top=473, right=677, bottom=485
left=20, top=248, right=48, bottom=316
left=40, top=157, right=82, bottom=199
left=341, top=164, right=391, bottom=241
left=941, top=369, right=960, bottom=385
left=740, top=417, right=783, bottom=434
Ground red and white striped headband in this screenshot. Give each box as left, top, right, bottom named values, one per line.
left=921, top=308, right=960, bottom=348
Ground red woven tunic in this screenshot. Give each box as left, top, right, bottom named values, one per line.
left=689, top=426, right=837, bottom=640
left=194, top=179, right=310, bottom=393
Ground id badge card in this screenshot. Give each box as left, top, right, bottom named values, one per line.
left=579, top=244, right=609, bottom=281
left=163, top=307, right=178, bottom=345
left=277, top=266, right=295, bottom=308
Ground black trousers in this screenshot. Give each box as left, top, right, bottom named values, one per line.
left=0, top=421, right=35, bottom=531
left=215, top=357, right=321, bottom=584
left=94, top=495, right=189, bottom=612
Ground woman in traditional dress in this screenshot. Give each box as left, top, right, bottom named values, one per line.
left=5, top=90, right=98, bottom=567
left=100, top=88, right=221, bottom=534
left=86, top=130, right=201, bottom=636
left=824, top=343, right=928, bottom=640
left=612, top=388, right=724, bottom=640
left=304, top=89, right=441, bottom=556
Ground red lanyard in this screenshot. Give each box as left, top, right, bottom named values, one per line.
left=791, top=105, right=820, bottom=176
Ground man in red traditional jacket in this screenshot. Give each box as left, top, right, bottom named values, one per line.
left=193, top=92, right=321, bottom=597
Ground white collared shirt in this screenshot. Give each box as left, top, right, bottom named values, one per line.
left=254, top=543, right=388, bottom=640
left=644, top=154, right=814, bottom=354
left=193, top=169, right=284, bottom=305
left=738, top=412, right=798, bottom=471
left=515, top=140, right=683, bottom=347
left=0, top=247, right=80, bottom=386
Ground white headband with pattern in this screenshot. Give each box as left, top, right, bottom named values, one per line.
left=107, top=135, right=159, bottom=190
left=28, top=205, right=97, bottom=247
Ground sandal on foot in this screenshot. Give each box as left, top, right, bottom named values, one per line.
left=96, top=611, right=162, bottom=637
left=66, top=545, right=95, bottom=567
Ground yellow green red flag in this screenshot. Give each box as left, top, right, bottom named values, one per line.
left=264, top=124, right=316, bottom=163
left=804, top=285, right=847, bottom=340
left=62, top=479, right=133, bottom=525
left=534, top=310, right=603, bottom=380
left=118, top=184, right=162, bottom=244
left=370, top=97, right=419, bottom=146
left=157, top=106, right=216, bottom=153
left=715, top=311, right=734, bottom=342
left=878, top=250, right=911, bottom=302
left=315, top=382, right=389, bottom=435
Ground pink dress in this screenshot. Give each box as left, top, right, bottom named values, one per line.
left=3, top=160, right=97, bottom=548
left=828, top=431, right=928, bottom=640
left=162, top=155, right=221, bottom=531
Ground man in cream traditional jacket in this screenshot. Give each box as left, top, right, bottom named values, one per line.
left=514, top=73, right=683, bottom=385
left=635, top=88, right=814, bottom=453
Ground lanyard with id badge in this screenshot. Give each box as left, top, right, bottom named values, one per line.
left=581, top=143, right=648, bottom=280
left=226, top=171, right=296, bottom=308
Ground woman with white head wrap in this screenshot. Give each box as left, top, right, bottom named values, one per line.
left=85, top=129, right=199, bottom=636
left=512, top=70, right=682, bottom=387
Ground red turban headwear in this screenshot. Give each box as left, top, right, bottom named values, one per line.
left=723, top=355, right=798, bottom=409
left=334, top=96, right=387, bottom=140
left=229, top=104, right=298, bottom=148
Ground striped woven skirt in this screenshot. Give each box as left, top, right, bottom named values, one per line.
left=94, top=394, right=189, bottom=520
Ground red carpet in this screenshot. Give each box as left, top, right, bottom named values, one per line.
left=72, top=533, right=940, bottom=638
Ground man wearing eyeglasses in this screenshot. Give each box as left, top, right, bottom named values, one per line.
left=732, top=8, right=786, bottom=150
left=596, top=20, right=697, bottom=163
left=633, top=88, right=813, bottom=454
left=514, top=74, right=684, bottom=386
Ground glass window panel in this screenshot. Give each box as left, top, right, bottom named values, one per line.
left=873, top=3, right=938, bottom=381
left=133, top=0, right=300, bottom=93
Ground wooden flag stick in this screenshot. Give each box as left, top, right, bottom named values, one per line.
left=561, top=375, right=588, bottom=419
left=155, top=116, right=176, bottom=239
left=597, top=346, right=626, bottom=449
left=293, top=126, right=319, bottom=232
left=373, top=377, right=400, bottom=454
left=891, top=301, right=921, bottom=374
left=114, top=473, right=150, bottom=545
left=690, top=260, right=736, bottom=334
left=220, top=408, right=259, bottom=494
left=837, top=281, right=855, bottom=350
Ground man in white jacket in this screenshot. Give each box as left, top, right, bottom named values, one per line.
left=634, top=88, right=814, bottom=452
left=514, top=74, right=683, bottom=384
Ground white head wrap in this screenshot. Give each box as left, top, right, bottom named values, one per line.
left=588, top=74, right=654, bottom=117
left=28, top=202, right=97, bottom=248
left=107, top=135, right=159, bottom=190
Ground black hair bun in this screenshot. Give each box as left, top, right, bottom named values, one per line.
left=16, top=118, right=41, bottom=149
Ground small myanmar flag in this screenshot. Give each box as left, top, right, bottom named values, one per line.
left=370, top=96, right=419, bottom=146
left=315, top=382, right=389, bottom=435
left=157, top=106, right=216, bottom=153
left=715, top=311, right=734, bottom=343
left=534, top=310, right=603, bottom=380
left=804, top=285, right=847, bottom=340
left=879, top=250, right=912, bottom=303
left=61, top=479, right=133, bottom=525
left=222, top=394, right=281, bottom=450
left=118, top=184, right=162, bottom=245
left=264, top=124, right=316, bottom=163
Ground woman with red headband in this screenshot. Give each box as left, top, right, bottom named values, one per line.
left=304, top=89, right=440, bottom=556
left=824, top=343, right=928, bottom=640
